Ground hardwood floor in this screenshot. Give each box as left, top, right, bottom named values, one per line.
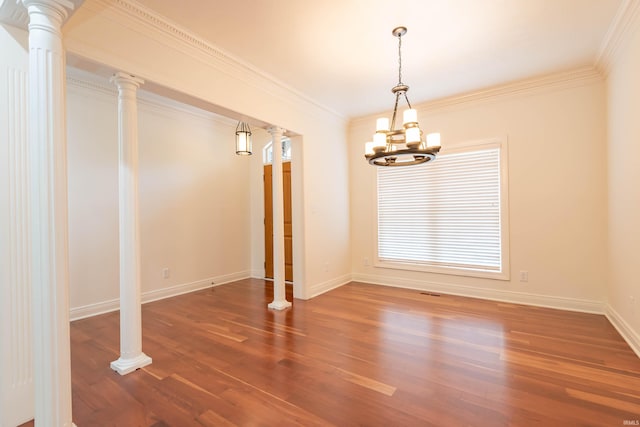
left=24, top=279, right=640, bottom=425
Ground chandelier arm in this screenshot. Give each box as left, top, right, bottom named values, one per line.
left=390, top=91, right=401, bottom=132
left=403, top=92, right=412, bottom=109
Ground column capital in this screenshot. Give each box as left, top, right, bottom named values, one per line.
left=267, top=126, right=286, bottom=137
left=0, top=0, right=29, bottom=28
left=111, top=72, right=144, bottom=89
left=21, top=0, right=74, bottom=23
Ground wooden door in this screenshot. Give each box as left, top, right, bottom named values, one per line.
left=264, top=162, right=293, bottom=281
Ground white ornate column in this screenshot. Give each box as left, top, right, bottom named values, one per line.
left=267, top=126, right=292, bottom=310
left=110, top=71, right=152, bottom=375
left=21, top=0, right=75, bottom=425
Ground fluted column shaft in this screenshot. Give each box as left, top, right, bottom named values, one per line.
left=267, top=127, right=292, bottom=310
left=21, top=0, right=74, bottom=425
left=110, top=72, right=152, bottom=375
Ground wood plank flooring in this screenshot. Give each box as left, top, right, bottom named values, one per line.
left=24, top=279, right=640, bottom=425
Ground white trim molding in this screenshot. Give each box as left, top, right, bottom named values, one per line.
left=66, top=68, right=237, bottom=129
left=142, top=271, right=251, bottom=304
left=353, top=276, right=640, bottom=359
left=67, top=0, right=344, bottom=121
left=351, top=66, right=603, bottom=129
left=70, top=270, right=252, bottom=321
left=605, top=305, right=640, bottom=359
left=66, top=73, right=115, bottom=98
left=69, top=297, right=120, bottom=321
left=352, top=274, right=605, bottom=315
left=250, top=269, right=266, bottom=280
left=307, top=274, right=352, bottom=300
left=596, top=0, right=640, bottom=75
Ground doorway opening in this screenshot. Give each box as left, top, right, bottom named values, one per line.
left=263, top=162, right=293, bottom=282
left=263, top=139, right=293, bottom=282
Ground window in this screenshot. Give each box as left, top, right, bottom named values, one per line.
left=263, top=138, right=291, bottom=164
left=376, top=139, right=509, bottom=279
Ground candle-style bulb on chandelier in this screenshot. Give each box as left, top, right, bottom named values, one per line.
left=364, top=27, right=441, bottom=166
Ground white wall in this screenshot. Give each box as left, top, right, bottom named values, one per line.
left=138, top=93, right=251, bottom=296
left=66, top=76, right=119, bottom=313
left=350, top=71, right=608, bottom=312
left=0, top=23, right=33, bottom=427
left=67, top=73, right=253, bottom=317
left=605, top=18, right=640, bottom=355
left=63, top=0, right=352, bottom=299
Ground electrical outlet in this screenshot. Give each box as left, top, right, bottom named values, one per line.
left=324, top=262, right=329, bottom=272
left=364, top=257, right=370, bottom=267
left=519, top=271, right=529, bottom=282
left=162, top=268, right=170, bottom=279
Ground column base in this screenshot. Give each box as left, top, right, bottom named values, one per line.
left=110, top=352, right=152, bottom=375
left=268, top=300, right=292, bottom=310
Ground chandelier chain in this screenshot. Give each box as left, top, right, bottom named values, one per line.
left=398, top=32, right=403, bottom=85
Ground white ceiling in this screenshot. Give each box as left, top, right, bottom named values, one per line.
left=134, top=0, right=621, bottom=118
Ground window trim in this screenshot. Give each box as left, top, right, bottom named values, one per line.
left=373, top=137, right=510, bottom=280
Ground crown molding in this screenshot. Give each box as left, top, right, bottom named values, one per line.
left=136, top=90, right=236, bottom=127
left=422, top=66, right=602, bottom=112
left=596, top=0, right=640, bottom=76
left=66, top=73, right=115, bottom=97
left=66, top=68, right=236, bottom=127
left=80, top=0, right=344, bottom=121
left=351, top=66, right=603, bottom=127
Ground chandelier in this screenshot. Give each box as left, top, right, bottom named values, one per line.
left=365, top=27, right=441, bottom=167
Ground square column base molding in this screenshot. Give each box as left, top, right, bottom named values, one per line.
left=268, top=300, right=292, bottom=311
left=110, top=353, right=152, bottom=375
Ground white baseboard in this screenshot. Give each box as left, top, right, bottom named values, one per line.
left=605, top=304, right=640, bottom=359
left=250, top=269, right=265, bottom=279
left=70, top=298, right=120, bottom=321
left=351, top=273, right=605, bottom=314
left=306, top=273, right=352, bottom=299
left=70, top=270, right=251, bottom=321
left=141, top=270, right=250, bottom=304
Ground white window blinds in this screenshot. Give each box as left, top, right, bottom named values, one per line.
left=377, top=146, right=504, bottom=273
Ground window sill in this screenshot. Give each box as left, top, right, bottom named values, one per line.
left=374, top=259, right=510, bottom=281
